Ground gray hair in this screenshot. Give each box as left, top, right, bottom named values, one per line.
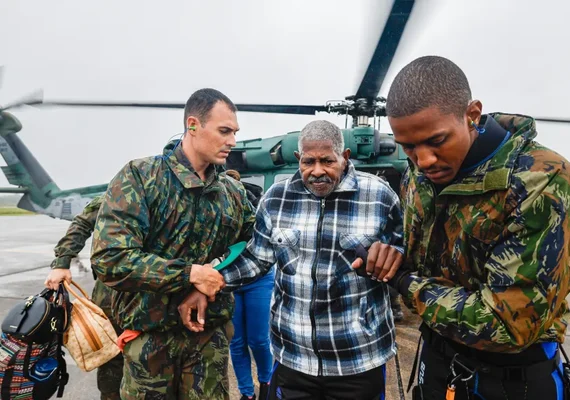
left=298, top=120, right=344, bottom=156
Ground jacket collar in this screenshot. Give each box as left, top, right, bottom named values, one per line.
left=162, top=140, right=219, bottom=189
left=412, top=113, right=538, bottom=195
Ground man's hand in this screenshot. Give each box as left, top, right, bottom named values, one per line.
left=44, top=268, right=72, bottom=290
left=189, top=264, right=226, bottom=297
left=178, top=290, right=214, bottom=333
left=352, top=242, right=403, bottom=282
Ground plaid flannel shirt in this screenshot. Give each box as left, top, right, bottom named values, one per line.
left=222, top=161, right=403, bottom=376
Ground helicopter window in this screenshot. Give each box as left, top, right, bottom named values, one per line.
left=241, top=175, right=265, bottom=190
left=274, top=174, right=294, bottom=183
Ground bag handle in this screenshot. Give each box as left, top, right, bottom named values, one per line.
left=63, top=280, right=107, bottom=318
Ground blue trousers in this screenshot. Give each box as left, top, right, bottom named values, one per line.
left=230, top=268, right=275, bottom=397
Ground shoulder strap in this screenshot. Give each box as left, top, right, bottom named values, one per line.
left=56, top=330, right=68, bottom=398
left=1, top=348, right=19, bottom=399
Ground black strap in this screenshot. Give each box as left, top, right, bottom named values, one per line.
left=22, top=341, right=34, bottom=379
left=394, top=349, right=406, bottom=400
left=420, top=323, right=562, bottom=382
left=477, top=352, right=560, bottom=381
left=407, top=334, right=423, bottom=392
left=55, top=294, right=69, bottom=398
left=1, top=350, right=18, bottom=399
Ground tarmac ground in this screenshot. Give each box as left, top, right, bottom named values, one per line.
left=1, top=214, right=568, bottom=400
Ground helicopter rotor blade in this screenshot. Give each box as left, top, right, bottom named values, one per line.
left=1, top=89, right=44, bottom=111
left=534, top=117, right=570, bottom=124
left=8, top=99, right=328, bottom=115
left=354, top=0, right=415, bottom=100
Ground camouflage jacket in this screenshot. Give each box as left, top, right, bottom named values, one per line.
left=51, top=196, right=102, bottom=269
left=91, top=141, right=256, bottom=332
left=399, top=113, right=570, bottom=353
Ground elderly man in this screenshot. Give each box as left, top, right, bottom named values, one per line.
left=214, top=120, right=404, bottom=400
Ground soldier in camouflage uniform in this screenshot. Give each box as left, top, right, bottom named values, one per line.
left=45, top=195, right=123, bottom=400
left=90, top=88, right=256, bottom=400
left=373, top=56, right=570, bottom=399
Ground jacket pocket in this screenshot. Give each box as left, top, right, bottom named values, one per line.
left=358, top=292, right=384, bottom=336
left=269, top=228, right=300, bottom=275
left=454, top=212, right=505, bottom=282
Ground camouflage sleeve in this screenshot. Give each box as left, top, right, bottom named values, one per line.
left=91, top=162, right=192, bottom=294
left=400, top=171, right=570, bottom=351
left=50, top=195, right=102, bottom=269
left=238, top=186, right=256, bottom=243
left=380, top=188, right=404, bottom=254
left=221, top=193, right=274, bottom=291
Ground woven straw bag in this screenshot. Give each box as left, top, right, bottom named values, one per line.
left=62, top=281, right=120, bottom=372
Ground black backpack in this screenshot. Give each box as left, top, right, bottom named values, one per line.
left=0, top=285, right=71, bottom=399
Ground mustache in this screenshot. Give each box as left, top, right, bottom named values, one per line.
left=308, top=175, right=333, bottom=184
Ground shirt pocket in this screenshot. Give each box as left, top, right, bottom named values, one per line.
left=269, top=228, right=300, bottom=275
left=337, top=233, right=378, bottom=277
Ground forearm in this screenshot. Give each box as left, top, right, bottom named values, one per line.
left=92, top=247, right=193, bottom=294
left=221, top=249, right=273, bottom=291
left=399, top=274, right=556, bottom=352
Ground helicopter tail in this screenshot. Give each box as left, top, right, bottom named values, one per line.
left=0, top=111, right=60, bottom=211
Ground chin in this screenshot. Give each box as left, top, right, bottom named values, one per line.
left=212, top=158, right=228, bottom=166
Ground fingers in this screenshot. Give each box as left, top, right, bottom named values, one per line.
left=381, top=252, right=404, bottom=282
left=357, top=242, right=402, bottom=282
left=365, top=243, right=380, bottom=276
left=196, top=296, right=207, bottom=326
left=178, top=291, right=210, bottom=333
left=371, top=244, right=388, bottom=281
left=351, top=258, right=363, bottom=269
left=44, top=269, right=72, bottom=290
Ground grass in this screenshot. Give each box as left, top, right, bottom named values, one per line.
left=0, top=207, right=35, bottom=216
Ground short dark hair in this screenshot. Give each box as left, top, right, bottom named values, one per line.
left=183, top=88, right=237, bottom=129
left=386, top=56, right=472, bottom=119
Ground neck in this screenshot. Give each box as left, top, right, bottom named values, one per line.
left=182, top=139, right=209, bottom=181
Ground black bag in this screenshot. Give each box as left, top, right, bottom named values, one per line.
left=2, top=287, right=70, bottom=345
left=0, top=285, right=71, bottom=399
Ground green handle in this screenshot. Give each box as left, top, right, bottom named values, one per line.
left=213, top=241, right=248, bottom=271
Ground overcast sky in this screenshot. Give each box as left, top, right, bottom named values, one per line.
left=0, top=0, right=569, bottom=189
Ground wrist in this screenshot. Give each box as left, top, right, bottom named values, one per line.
left=50, top=256, right=72, bottom=270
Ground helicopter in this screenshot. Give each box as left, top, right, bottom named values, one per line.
left=1, top=0, right=569, bottom=221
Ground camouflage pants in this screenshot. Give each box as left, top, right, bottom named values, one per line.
left=120, top=323, right=233, bottom=400
left=92, top=280, right=124, bottom=400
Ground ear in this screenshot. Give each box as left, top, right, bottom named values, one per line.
left=466, top=100, right=483, bottom=126
left=186, top=116, right=200, bottom=135
left=294, top=151, right=301, bottom=161
left=342, top=148, right=351, bottom=162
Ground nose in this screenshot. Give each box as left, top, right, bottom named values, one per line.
left=226, top=133, right=236, bottom=148
left=311, top=162, right=326, bottom=177
left=415, top=146, right=438, bottom=171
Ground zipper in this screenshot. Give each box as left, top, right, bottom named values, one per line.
left=310, top=198, right=326, bottom=376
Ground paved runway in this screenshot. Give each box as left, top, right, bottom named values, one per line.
left=1, top=214, right=568, bottom=400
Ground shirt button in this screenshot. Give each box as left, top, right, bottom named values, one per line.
left=278, top=238, right=282, bottom=243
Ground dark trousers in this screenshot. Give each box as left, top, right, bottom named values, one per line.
left=412, top=326, right=566, bottom=400
left=267, top=362, right=386, bottom=400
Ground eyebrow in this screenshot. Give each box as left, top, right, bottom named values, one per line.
left=301, top=156, right=335, bottom=161
left=395, top=132, right=447, bottom=146
left=220, top=125, right=239, bottom=132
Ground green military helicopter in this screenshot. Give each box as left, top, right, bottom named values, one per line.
left=1, top=0, right=568, bottom=220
